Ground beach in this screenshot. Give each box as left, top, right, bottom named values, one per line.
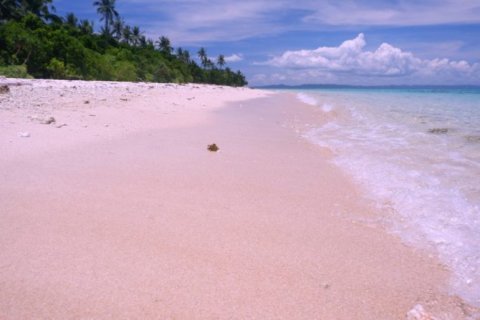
left=0, top=79, right=477, bottom=319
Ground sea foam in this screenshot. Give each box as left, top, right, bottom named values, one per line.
left=296, top=92, right=318, bottom=106
left=297, top=88, right=480, bottom=306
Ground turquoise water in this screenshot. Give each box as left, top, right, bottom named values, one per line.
left=291, top=87, right=480, bottom=306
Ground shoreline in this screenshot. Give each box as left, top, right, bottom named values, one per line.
left=0, top=79, right=477, bottom=319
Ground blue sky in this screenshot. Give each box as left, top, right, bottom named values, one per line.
left=54, top=0, right=480, bottom=86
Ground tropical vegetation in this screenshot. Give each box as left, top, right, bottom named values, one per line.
left=0, top=0, right=248, bottom=86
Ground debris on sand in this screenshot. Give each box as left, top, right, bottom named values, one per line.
left=41, top=117, right=56, bottom=125
left=428, top=128, right=449, bottom=134
left=207, top=143, right=219, bottom=152
left=18, top=132, right=30, bottom=138
left=0, top=85, right=10, bottom=94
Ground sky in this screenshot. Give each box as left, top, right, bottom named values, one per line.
left=54, top=0, right=480, bottom=86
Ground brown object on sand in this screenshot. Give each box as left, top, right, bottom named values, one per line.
left=42, top=117, right=56, bottom=125
left=208, top=143, right=219, bottom=152
left=0, top=85, right=10, bottom=94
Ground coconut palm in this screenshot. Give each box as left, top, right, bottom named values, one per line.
left=197, top=47, right=208, bottom=69
left=65, top=12, right=78, bottom=27
left=79, top=19, right=94, bottom=35
left=217, top=54, right=225, bottom=69
left=122, top=25, right=132, bottom=44
left=157, top=36, right=172, bottom=55
left=132, top=26, right=142, bottom=46
left=176, top=47, right=190, bottom=64
left=112, top=18, right=123, bottom=41
left=93, top=0, right=119, bottom=36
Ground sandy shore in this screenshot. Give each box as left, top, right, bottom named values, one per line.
left=0, top=79, right=477, bottom=319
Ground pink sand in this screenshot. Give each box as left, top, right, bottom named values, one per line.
left=0, top=79, right=477, bottom=319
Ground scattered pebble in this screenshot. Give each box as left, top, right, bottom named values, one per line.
left=41, top=117, right=56, bottom=125
left=18, top=132, right=30, bottom=138
left=56, top=123, right=67, bottom=128
left=84, top=100, right=90, bottom=104
left=0, top=85, right=10, bottom=94
left=428, top=128, right=449, bottom=134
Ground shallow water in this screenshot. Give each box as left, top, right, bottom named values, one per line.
left=295, top=87, right=480, bottom=306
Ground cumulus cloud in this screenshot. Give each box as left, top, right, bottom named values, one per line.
left=224, top=54, right=244, bottom=62
left=263, top=33, right=479, bottom=79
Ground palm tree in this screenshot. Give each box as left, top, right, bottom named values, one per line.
left=157, top=36, right=172, bottom=55
left=217, top=54, right=225, bottom=69
left=79, top=19, right=94, bottom=35
left=139, top=35, right=147, bottom=48
left=65, top=12, right=78, bottom=27
left=122, top=25, right=132, bottom=44
left=93, top=0, right=119, bottom=36
left=205, top=59, right=214, bottom=70
left=132, top=26, right=142, bottom=46
left=112, top=18, right=123, bottom=41
left=197, top=47, right=208, bottom=69
left=176, top=47, right=190, bottom=64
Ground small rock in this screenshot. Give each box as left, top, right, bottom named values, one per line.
left=120, top=98, right=128, bottom=101
left=41, top=117, right=56, bottom=125
left=207, top=143, right=219, bottom=152
left=56, top=123, right=67, bottom=128
left=89, top=114, right=96, bottom=117
left=18, top=132, right=30, bottom=138
left=84, top=100, right=90, bottom=104
left=0, top=85, right=10, bottom=94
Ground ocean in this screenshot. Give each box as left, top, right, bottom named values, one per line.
left=286, top=86, right=480, bottom=306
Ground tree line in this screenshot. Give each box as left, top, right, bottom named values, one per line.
left=0, top=0, right=248, bottom=86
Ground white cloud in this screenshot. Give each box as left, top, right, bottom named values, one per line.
left=262, top=33, right=480, bottom=81
left=224, top=54, right=244, bottom=62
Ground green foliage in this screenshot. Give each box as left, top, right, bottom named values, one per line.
left=46, top=57, right=64, bottom=78
left=0, top=64, right=32, bottom=78
left=0, top=0, right=248, bottom=86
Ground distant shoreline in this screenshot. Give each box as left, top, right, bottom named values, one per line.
left=254, top=83, right=480, bottom=90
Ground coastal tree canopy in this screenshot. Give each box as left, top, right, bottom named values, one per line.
left=0, top=0, right=248, bottom=86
